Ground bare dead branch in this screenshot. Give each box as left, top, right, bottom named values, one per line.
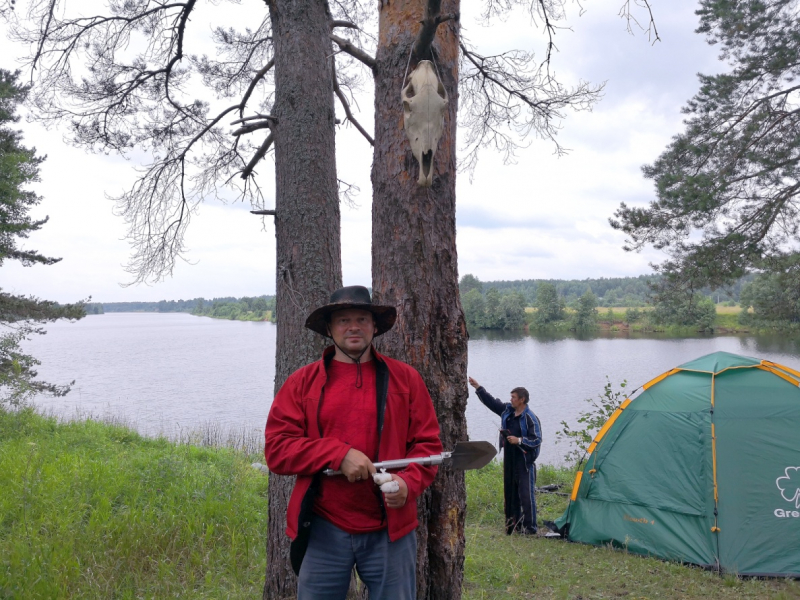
left=411, top=0, right=454, bottom=62
left=330, top=33, right=376, bottom=70
left=618, top=0, right=660, bottom=44
left=458, top=38, right=603, bottom=174
left=329, top=0, right=377, bottom=49
left=534, top=0, right=559, bottom=69
left=332, top=57, right=374, bottom=145
left=240, top=110, right=276, bottom=181
left=163, top=0, right=198, bottom=113
left=232, top=120, right=274, bottom=136
left=12, top=1, right=280, bottom=283
left=239, top=58, right=275, bottom=118
left=338, top=178, right=360, bottom=209
left=230, top=114, right=278, bottom=126
left=191, top=20, right=273, bottom=98
left=331, top=20, right=359, bottom=30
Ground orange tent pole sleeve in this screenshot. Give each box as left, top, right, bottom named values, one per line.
left=642, top=368, right=680, bottom=390
left=762, top=360, right=800, bottom=379
left=570, top=471, right=584, bottom=502
left=757, top=365, right=800, bottom=386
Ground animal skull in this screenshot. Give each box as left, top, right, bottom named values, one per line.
left=402, top=60, right=448, bottom=187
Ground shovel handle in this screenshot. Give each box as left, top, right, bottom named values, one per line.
left=323, top=453, right=450, bottom=476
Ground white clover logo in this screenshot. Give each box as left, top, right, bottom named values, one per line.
left=776, top=467, right=800, bottom=508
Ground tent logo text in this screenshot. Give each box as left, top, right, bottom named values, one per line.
left=623, top=514, right=654, bottom=525
left=775, top=467, right=800, bottom=518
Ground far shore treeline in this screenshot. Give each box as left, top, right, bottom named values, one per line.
left=82, top=271, right=800, bottom=333
left=87, top=296, right=277, bottom=322
left=460, top=274, right=760, bottom=334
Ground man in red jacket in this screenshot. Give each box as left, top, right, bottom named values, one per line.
left=264, top=286, right=442, bottom=600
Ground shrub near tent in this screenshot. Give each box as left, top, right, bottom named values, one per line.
left=555, top=351, right=800, bottom=576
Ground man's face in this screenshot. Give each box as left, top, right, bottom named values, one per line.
left=328, top=308, right=377, bottom=355
left=510, top=392, right=524, bottom=410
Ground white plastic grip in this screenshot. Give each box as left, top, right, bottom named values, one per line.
left=372, top=468, right=400, bottom=493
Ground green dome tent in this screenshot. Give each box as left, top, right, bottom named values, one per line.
left=554, top=351, right=800, bottom=576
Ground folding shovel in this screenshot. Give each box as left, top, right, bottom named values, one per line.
left=323, top=440, right=497, bottom=476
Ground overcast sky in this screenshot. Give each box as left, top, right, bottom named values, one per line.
left=1, top=0, right=722, bottom=303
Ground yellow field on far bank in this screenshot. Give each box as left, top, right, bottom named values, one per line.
left=525, top=305, right=743, bottom=314
left=716, top=304, right=742, bottom=314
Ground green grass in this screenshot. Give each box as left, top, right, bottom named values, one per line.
left=597, top=305, right=750, bottom=333
left=599, top=308, right=629, bottom=322
left=716, top=305, right=742, bottom=315
left=714, top=311, right=744, bottom=330
left=3, top=408, right=800, bottom=599
left=0, top=407, right=269, bottom=599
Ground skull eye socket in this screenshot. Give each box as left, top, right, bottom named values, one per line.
left=404, top=82, right=416, bottom=98
left=437, top=80, right=446, bottom=100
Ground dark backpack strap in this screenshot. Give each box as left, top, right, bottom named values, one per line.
left=374, top=357, right=390, bottom=523
left=290, top=472, right=322, bottom=576
left=375, top=358, right=389, bottom=443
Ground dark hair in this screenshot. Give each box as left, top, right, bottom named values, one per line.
left=511, top=387, right=529, bottom=404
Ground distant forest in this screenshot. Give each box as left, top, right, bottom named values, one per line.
left=86, top=273, right=755, bottom=316
left=466, top=274, right=753, bottom=307
left=100, top=298, right=209, bottom=313
left=82, top=272, right=795, bottom=332
left=90, top=296, right=276, bottom=319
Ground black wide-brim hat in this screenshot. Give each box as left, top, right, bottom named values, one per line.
left=305, top=285, right=397, bottom=337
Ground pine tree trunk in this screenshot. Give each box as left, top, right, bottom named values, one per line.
left=263, top=0, right=342, bottom=597
left=372, top=2, right=468, bottom=599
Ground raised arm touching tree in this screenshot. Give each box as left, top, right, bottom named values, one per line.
left=611, top=0, right=800, bottom=306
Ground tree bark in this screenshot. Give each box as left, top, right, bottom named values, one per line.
left=372, top=2, right=467, bottom=599
left=263, top=0, right=342, bottom=597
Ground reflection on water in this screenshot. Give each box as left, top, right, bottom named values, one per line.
left=23, top=314, right=800, bottom=465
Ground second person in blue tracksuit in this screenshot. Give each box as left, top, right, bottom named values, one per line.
left=468, top=377, right=542, bottom=535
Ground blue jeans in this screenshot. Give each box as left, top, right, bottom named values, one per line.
left=297, top=516, right=417, bottom=600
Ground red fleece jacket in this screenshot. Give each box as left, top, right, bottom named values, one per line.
left=264, top=346, right=442, bottom=542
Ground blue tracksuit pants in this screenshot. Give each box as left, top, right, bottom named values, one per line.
left=504, top=450, right=537, bottom=535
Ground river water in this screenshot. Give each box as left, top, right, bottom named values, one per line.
left=21, top=313, right=800, bottom=465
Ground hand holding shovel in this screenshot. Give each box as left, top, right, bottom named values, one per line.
left=323, top=440, right=497, bottom=476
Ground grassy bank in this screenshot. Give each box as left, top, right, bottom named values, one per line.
left=597, top=306, right=749, bottom=334
left=0, top=408, right=269, bottom=598
left=193, top=309, right=273, bottom=322
left=2, top=409, right=799, bottom=599
left=523, top=305, right=757, bottom=335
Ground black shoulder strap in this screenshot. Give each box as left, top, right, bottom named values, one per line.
left=374, top=356, right=390, bottom=524
left=290, top=472, right=321, bottom=576
left=375, top=358, right=389, bottom=455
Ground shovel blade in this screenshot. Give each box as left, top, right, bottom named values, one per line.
left=448, top=440, right=497, bottom=471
